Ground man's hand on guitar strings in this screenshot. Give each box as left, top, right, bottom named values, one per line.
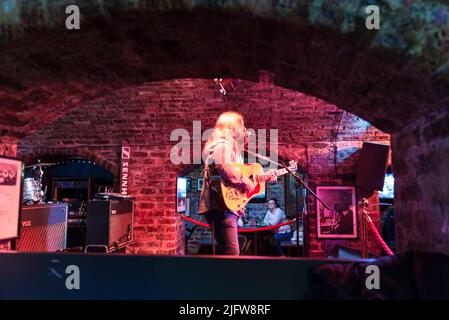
left=241, top=175, right=256, bottom=193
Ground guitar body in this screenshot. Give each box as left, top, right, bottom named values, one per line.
left=220, top=163, right=265, bottom=212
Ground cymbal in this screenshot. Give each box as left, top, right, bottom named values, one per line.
left=25, top=162, right=56, bottom=168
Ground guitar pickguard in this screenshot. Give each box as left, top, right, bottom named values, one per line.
left=246, top=183, right=261, bottom=198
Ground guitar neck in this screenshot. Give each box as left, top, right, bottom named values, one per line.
left=257, top=167, right=290, bottom=182
left=275, top=168, right=290, bottom=176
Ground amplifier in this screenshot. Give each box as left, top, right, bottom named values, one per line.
left=66, top=200, right=87, bottom=248
left=16, top=204, right=68, bottom=252
left=86, top=200, right=134, bottom=251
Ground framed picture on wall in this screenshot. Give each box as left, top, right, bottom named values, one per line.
left=0, top=156, right=23, bottom=241
left=176, top=177, right=187, bottom=213
left=316, top=186, right=357, bottom=239
left=197, top=178, right=203, bottom=191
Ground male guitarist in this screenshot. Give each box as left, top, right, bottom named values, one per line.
left=199, top=112, right=277, bottom=255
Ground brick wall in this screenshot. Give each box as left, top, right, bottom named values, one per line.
left=0, top=138, right=17, bottom=157
left=18, top=78, right=390, bottom=257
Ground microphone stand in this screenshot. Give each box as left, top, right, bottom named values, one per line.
left=244, top=149, right=332, bottom=257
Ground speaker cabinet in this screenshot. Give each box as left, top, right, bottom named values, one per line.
left=17, top=204, right=68, bottom=252
left=356, top=142, right=390, bottom=191
left=86, top=200, right=134, bottom=250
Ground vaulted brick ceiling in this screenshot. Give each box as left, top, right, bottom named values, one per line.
left=1, top=0, right=448, bottom=138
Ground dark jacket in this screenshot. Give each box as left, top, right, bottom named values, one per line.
left=199, top=139, right=245, bottom=215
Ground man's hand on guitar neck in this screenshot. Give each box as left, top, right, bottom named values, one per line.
left=266, top=169, right=278, bottom=183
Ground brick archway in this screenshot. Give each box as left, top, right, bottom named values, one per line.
left=20, top=148, right=119, bottom=175
left=2, top=2, right=448, bottom=137
left=2, top=1, right=449, bottom=255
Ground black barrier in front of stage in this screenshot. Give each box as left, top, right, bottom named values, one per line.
left=0, top=253, right=360, bottom=300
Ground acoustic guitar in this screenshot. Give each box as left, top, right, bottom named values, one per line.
left=221, top=161, right=297, bottom=211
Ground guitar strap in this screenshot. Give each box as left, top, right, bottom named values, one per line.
left=203, top=138, right=233, bottom=178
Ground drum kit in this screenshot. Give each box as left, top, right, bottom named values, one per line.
left=23, top=160, right=54, bottom=205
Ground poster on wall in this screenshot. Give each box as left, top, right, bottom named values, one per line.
left=0, top=156, right=23, bottom=241
left=316, top=186, right=357, bottom=239
left=197, top=178, right=203, bottom=191
left=176, top=177, right=187, bottom=213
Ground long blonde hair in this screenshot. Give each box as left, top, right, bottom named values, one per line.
left=203, top=111, right=245, bottom=158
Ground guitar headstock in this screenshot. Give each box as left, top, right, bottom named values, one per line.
left=288, top=160, right=298, bottom=172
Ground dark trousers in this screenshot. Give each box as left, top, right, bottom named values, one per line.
left=274, top=231, right=294, bottom=242
left=204, top=210, right=240, bottom=256
left=262, top=231, right=294, bottom=257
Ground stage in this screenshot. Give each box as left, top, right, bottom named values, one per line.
left=0, top=252, right=359, bottom=300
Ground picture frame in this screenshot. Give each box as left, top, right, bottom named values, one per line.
left=0, top=156, right=24, bottom=241
left=185, top=198, right=190, bottom=217
left=316, top=185, right=357, bottom=239
left=197, top=178, right=203, bottom=191
left=176, top=176, right=187, bottom=213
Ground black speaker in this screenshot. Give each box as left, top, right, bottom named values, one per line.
left=86, top=200, right=134, bottom=251
left=356, top=142, right=389, bottom=191
left=17, top=204, right=68, bottom=252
